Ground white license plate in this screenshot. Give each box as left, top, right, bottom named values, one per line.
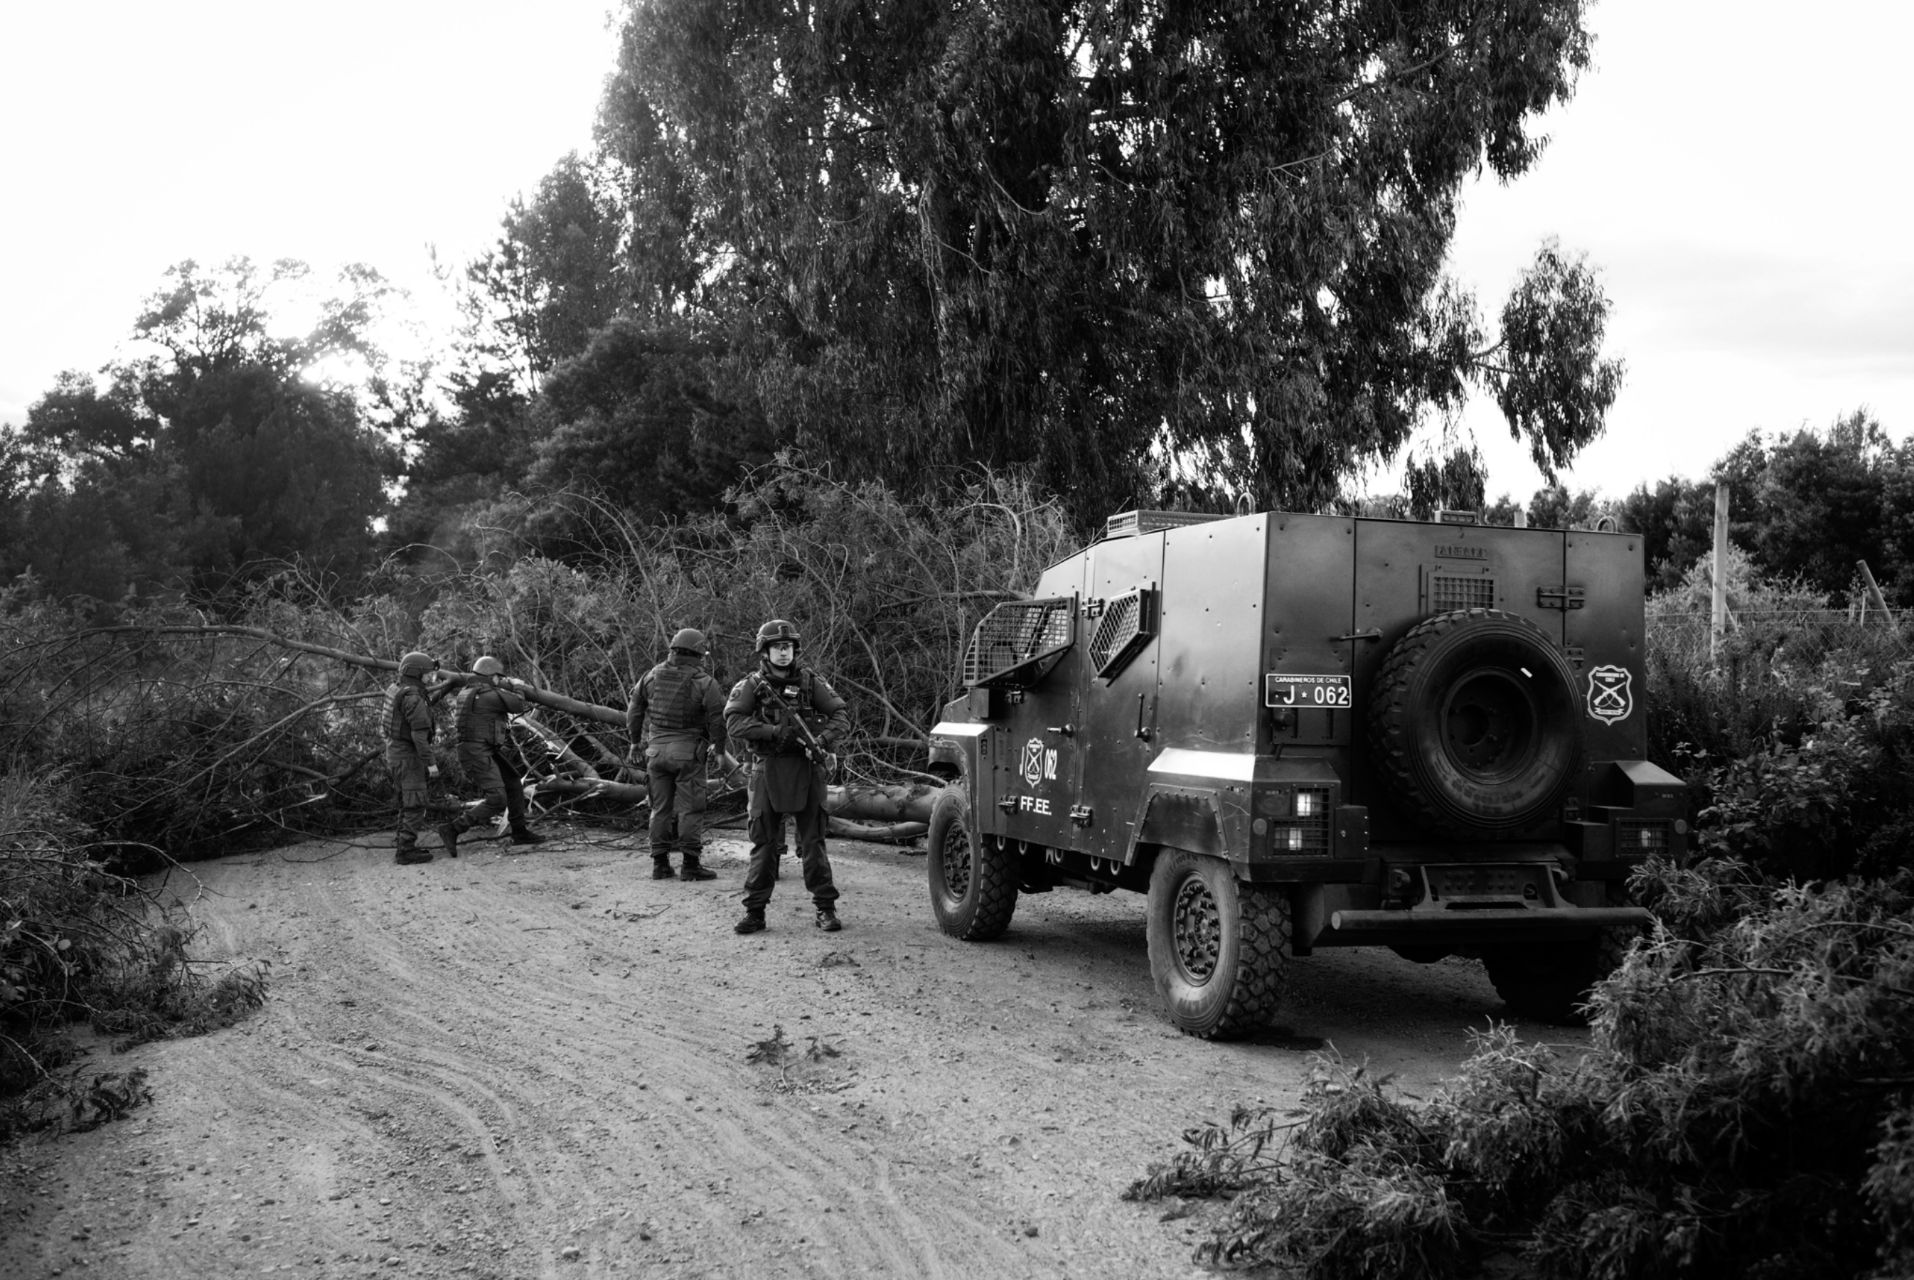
left=1264, top=674, right=1351, bottom=708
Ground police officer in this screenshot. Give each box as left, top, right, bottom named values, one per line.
left=629, top=628, right=729, bottom=881
left=725, top=620, right=851, bottom=933
left=384, top=650, right=441, bottom=865
left=438, top=655, right=546, bottom=855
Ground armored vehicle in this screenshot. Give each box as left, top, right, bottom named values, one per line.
left=926, top=508, right=1687, bottom=1039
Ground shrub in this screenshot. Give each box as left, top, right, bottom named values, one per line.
left=1128, top=865, right=1914, bottom=1279
left=0, top=766, right=267, bottom=1140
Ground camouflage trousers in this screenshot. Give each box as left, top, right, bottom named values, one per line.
left=646, top=738, right=710, bottom=859
left=385, top=744, right=430, bottom=849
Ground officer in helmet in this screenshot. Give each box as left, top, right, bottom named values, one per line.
left=724, top=619, right=852, bottom=933
left=628, top=627, right=731, bottom=881
left=383, top=650, right=443, bottom=865
left=437, top=655, right=546, bottom=855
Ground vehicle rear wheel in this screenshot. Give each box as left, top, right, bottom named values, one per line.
left=927, top=785, right=1018, bottom=940
left=1145, top=849, right=1289, bottom=1040
left=1369, top=608, right=1585, bottom=834
left=1482, top=924, right=1639, bottom=1024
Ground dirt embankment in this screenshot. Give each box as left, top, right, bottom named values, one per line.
left=2, top=826, right=1585, bottom=1278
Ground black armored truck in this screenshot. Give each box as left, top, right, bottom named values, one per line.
left=926, top=507, right=1688, bottom=1039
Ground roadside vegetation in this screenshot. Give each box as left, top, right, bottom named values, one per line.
left=1129, top=582, right=1914, bottom=1279
left=0, top=766, right=266, bottom=1139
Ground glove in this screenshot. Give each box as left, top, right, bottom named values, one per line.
left=774, top=722, right=799, bottom=751
left=427, top=764, right=440, bottom=780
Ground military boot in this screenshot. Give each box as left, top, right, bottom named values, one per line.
left=436, top=821, right=461, bottom=858
left=651, top=856, right=676, bottom=880
left=734, top=908, right=766, bottom=935
left=509, top=826, right=545, bottom=846
left=679, top=850, right=717, bottom=881
left=395, top=843, right=433, bottom=866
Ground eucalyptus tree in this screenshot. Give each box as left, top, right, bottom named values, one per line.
left=595, top=0, right=1625, bottom=526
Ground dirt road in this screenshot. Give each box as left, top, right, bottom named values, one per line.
left=2, top=825, right=1586, bottom=1278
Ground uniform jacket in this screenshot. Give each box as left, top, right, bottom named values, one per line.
left=724, top=661, right=850, bottom=813
left=724, top=662, right=849, bottom=757
left=629, top=653, right=727, bottom=751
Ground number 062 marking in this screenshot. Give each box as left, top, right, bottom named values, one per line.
left=1264, top=674, right=1352, bottom=708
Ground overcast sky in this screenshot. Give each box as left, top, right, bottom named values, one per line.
left=3, top=0, right=1908, bottom=503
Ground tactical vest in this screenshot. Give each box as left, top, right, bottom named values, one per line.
left=750, top=667, right=819, bottom=756
left=454, top=684, right=510, bottom=745
left=383, top=682, right=431, bottom=745
left=757, top=668, right=817, bottom=716
left=645, top=660, right=707, bottom=736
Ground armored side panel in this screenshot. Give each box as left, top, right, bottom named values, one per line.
left=1153, top=515, right=1268, bottom=750
left=1562, top=528, right=1648, bottom=761
left=1094, top=516, right=1273, bottom=868
left=975, top=552, right=1090, bottom=847
left=1070, top=527, right=1168, bottom=858
left=1562, top=528, right=1686, bottom=868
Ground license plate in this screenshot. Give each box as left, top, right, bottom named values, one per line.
left=1264, top=674, right=1351, bottom=708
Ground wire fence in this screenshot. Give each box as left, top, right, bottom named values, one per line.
left=1647, top=607, right=1912, bottom=674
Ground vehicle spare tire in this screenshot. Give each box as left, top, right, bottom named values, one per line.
left=1368, top=608, right=1585, bottom=834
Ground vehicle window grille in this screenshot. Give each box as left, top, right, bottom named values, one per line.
left=1088, top=587, right=1157, bottom=682
left=1432, top=572, right=1495, bottom=612
left=962, top=597, right=1076, bottom=689
left=1618, top=820, right=1670, bottom=855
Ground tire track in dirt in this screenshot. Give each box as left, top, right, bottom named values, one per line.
left=5, top=829, right=1582, bottom=1278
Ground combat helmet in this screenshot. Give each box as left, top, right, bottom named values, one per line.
left=473, top=655, right=506, bottom=677
left=668, top=628, right=708, bottom=655
left=754, top=619, right=801, bottom=654
left=398, top=650, right=436, bottom=678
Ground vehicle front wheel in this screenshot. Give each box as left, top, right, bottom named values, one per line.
left=1145, top=849, right=1290, bottom=1040
left=927, top=785, right=1018, bottom=940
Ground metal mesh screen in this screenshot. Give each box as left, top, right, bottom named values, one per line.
left=1088, top=588, right=1155, bottom=681
left=962, top=597, right=1076, bottom=688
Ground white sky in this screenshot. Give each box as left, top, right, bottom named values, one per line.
left=3, top=0, right=1910, bottom=503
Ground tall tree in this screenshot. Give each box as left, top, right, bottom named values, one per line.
left=10, top=259, right=397, bottom=602
left=1751, top=411, right=1894, bottom=603
left=529, top=318, right=782, bottom=529
left=596, top=0, right=1624, bottom=528
left=459, top=152, right=629, bottom=395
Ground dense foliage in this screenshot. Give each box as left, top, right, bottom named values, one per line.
left=0, top=767, right=267, bottom=1139
left=1129, top=866, right=1914, bottom=1279
left=1617, top=410, right=1914, bottom=602
left=584, top=0, right=1621, bottom=528
left=0, top=259, right=410, bottom=607
left=1, top=459, right=1071, bottom=861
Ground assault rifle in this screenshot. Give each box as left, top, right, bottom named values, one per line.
left=747, top=672, right=838, bottom=775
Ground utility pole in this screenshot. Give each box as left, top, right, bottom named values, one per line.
left=1711, top=483, right=1729, bottom=663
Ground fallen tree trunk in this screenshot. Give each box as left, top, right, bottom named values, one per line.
left=528, top=775, right=942, bottom=825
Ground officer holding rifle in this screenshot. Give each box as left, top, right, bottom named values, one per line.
left=723, top=619, right=851, bottom=934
